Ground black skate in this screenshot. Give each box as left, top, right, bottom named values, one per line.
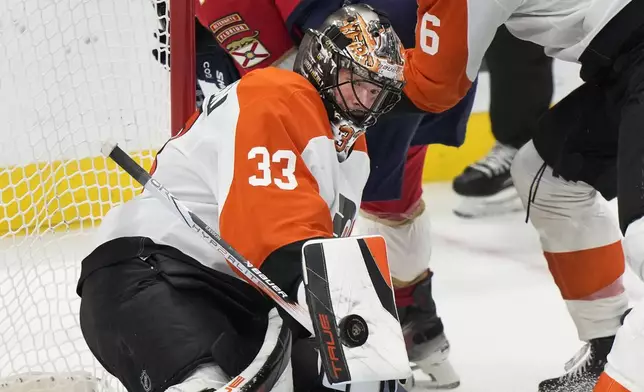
left=397, top=273, right=460, bottom=390
left=538, top=335, right=615, bottom=392
left=452, top=142, right=523, bottom=218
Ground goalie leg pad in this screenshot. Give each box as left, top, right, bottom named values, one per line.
left=165, top=309, right=294, bottom=392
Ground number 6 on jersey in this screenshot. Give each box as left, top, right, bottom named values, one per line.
left=248, top=146, right=298, bottom=190
left=420, top=13, right=440, bottom=55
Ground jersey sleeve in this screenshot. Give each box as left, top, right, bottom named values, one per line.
left=274, top=0, right=303, bottom=26
left=403, top=0, right=514, bottom=113
left=195, top=0, right=296, bottom=74
left=218, top=77, right=334, bottom=269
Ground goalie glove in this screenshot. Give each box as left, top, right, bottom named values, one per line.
left=299, top=235, right=412, bottom=387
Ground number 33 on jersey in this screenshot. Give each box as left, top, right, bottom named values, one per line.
left=149, top=68, right=370, bottom=276
left=247, top=146, right=297, bottom=190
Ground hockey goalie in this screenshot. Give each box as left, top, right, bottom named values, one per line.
left=76, top=4, right=413, bottom=392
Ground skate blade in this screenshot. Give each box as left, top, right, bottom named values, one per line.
left=453, top=186, right=523, bottom=219
left=411, top=350, right=461, bottom=390
left=410, top=359, right=460, bottom=390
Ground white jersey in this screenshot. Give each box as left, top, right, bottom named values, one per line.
left=507, top=0, right=630, bottom=62
left=97, top=67, right=370, bottom=277
left=403, top=0, right=632, bottom=112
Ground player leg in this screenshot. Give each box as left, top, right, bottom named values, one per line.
left=511, top=82, right=629, bottom=391
left=354, top=84, right=476, bottom=389
left=359, top=145, right=458, bottom=390
left=594, top=41, right=644, bottom=392
left=77, top=237, right=292, bottom=392
left=453, top=24, right=553, bottom=218
left=356, top=125, right=457, bottom=389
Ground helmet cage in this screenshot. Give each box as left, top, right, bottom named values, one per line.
left=323, top=53, right=404, bottom=127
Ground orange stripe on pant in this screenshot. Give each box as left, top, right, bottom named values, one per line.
left=544, top=241, right=625, bottom=300
left=363, top=236, right=392, bottom=289
left=594, top=373, right=631, bottom=392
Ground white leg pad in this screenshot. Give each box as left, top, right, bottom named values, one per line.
left=353, top=205, right=432, bottom=284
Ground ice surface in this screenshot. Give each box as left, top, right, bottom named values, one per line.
left=2, top=183, right=642, bottom=392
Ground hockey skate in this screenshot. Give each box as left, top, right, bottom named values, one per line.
left=537, top=335, right=615, bottom=392
left=397, top=273, right=460, bottom=390
left=452, top=142, right=523, bottom=218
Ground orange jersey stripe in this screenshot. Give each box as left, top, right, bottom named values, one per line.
left=219, top=69, right=336, bottom=269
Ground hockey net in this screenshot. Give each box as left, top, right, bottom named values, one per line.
left=0, top=0, right=194, bottom=390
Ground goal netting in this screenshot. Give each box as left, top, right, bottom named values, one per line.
left=0, top=1, right=192, bottom=390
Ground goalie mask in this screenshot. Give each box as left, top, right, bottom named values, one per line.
left=294, top=4, right=406, bottom=162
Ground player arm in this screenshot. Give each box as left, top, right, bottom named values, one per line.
left=403, top=0, right=513, bottom=113
left=195, top=0, right=296, bottom=74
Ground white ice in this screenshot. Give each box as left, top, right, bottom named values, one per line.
left=422, top=183, right=644, bottom=392
left=1, top=183, right=643, bottom=392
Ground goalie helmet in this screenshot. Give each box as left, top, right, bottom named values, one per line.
left=294, top=4, right=406, bottom=162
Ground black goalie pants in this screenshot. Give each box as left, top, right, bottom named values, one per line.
left=77, top=237, right=272, bottom=392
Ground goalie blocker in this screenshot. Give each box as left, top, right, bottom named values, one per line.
left=77, top=234, right=410, bottom=392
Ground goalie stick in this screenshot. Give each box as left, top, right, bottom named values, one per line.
left=100, top=142, right=301, bottom=392
left=101, top=141, right=313, bottom=332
